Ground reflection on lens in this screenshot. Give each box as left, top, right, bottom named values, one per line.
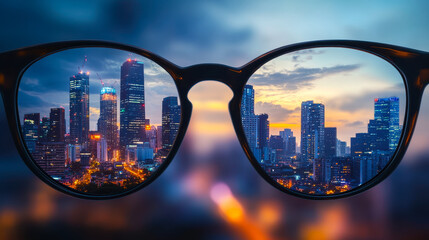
left=242, top=48, right=405, bottom=196
left=18, top=48, right=180, bottom=195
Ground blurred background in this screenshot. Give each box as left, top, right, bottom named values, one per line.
left=1, top=0, right=429, bottom=239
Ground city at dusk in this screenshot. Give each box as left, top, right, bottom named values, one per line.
left=18, top=49, right=181, bottom=194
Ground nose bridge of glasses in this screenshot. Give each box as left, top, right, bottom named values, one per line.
left=180, top=64, right=246, bottom=94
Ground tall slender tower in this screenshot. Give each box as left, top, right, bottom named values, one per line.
left=120, top=59, right=145, bottom=158
left=241, top=85, right=257, bottom=152
left=48, top=107, right=66, bottom=142
left=23, top=113, right=40, bottom=153
left=69, top=72, right=90, bottom=145
left=301, top=100, right=325, bottom=166
left=98, top=86, right=118, bottom=160
left=374, top=97, right=400, bottom=151
left=162, top=96, right=180, bottom=151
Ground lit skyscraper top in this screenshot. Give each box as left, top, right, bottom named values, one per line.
left=98, top=86, right=118, bottom=160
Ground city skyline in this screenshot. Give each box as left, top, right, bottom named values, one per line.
left=19, top=52, right=181, bottom=194
left=241, top=82, right=402, bottom=194
left=18, top=48, right=179, bottom=132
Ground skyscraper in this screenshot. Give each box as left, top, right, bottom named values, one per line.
left=23, top=113, right=40, bottom=153
left=120, top=59, right=145, bottom=157
left=162, top=96, right=180, bottom=151
left=301, top=101, right=325, bottom=166
left=98, top=86, right=118, bottom=159
left=48, top=107, right=65, bottom=142
left=69, top=72, right=90, bottom=145
left=280, top=128, right=296, bottom=156
left=256, top=113, right=269, bottom=162
left=40, top=116, right=50, bottom=142
left=324, top=127, right=337, bottom=159
left=241, top=85, right=257, bottom=152
left=374, top=97, right=400, bottom=150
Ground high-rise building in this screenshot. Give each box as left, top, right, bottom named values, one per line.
left=120, top=59, right=145, bottom=156
left=98, top=86, right=118, bottom=159
left=48, top=108, right=65, bottom=142
left=313, top=158, right=330, bottom=184
left=269, top=135, right=284, bottom=163
left=374, top=97, right=400, bottom=150
left=156, top=126, right=162, bottom=151
left=146, top=125, right=158, bottom=150
left=336, top=139, right=346, bottom=157
left=351, top=133, right=371, bottom=157
left=368, top=119, right=389, bottom=151
left=241, top=85, right=257, bottom=152
left=69, top=72, right=90, bottom=145
left=162, top=96, right=180, bottom=151
left=40, top=117, right=50, bottom=142
left=324, top=127, right=337, bottom=159
left=301, top=101, right=325, bottom=166
left=33, top=142, right=66, bottom=178
left=280, top=128, right=296, bottom=156
left=23, top=113, right=40, bottom=153
left=256, top=114, right=269, bottom=162
left=330, top=157, right=353, bottom=184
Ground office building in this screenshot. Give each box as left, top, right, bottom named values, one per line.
left=120, top=59, right=145, bottom=156
left=301, top=101, right=325, bottom=166
left=98, top=86, right=118, bottom=159
left=162, top=96, right=180, bottom=150
left=69, top=72, right=90, bottom=144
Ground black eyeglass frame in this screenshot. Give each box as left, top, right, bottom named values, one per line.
left=0, top=40, right=428, bottom=200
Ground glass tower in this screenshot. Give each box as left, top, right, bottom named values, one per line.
left=120, top=59, right=145, bottom=158
left=162, top=96, right=180, bottom=151
left=374, top=97, right=400, bottom=151
left=241, top=85, right=257, bottom=153
left=69, top=72, right=90, bottom=145
left=301, top=100, right=325, bottom=166
left=98, top=86, right=118, bottom=160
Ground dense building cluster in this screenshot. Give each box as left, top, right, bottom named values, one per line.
left=241, top=85, right=401, bottom=195
left=22, top=59, right=180, bottom=194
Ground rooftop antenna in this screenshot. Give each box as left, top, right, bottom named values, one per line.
left=77, top=56, right=87, bottom=73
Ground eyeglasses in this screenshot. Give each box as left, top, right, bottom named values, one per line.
left=0, top=40, right=427, bottom=200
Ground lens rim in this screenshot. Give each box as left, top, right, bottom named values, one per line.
left=232, top=41, right=424, bottom=200
left=9, top=41, right=191, bottom=199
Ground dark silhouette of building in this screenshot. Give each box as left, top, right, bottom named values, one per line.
left=48, top=107, right=65, bottom=142
left=280, top=129, right=296, bottom=156
left=256, top=113, right=269, bottom=162
left=40, top=116, right=50, bottom=142
left=162, top=96, right=180, bottom=151
left=33, top=142, right=66, bottom=178
left=324, top=127, right=337, bottom=159
left=23, top=113, right=40, bottom=153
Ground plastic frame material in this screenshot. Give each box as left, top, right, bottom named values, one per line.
left=0, top=40, right=428, bottom=200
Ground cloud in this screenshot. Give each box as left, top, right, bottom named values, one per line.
left=345, top=121, right=364, bottom=127
left=326, top=83, right=405, bottom=113
left=255, top=101, right=296, bottom=123
left=250, top=64, right=361, bottom=91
